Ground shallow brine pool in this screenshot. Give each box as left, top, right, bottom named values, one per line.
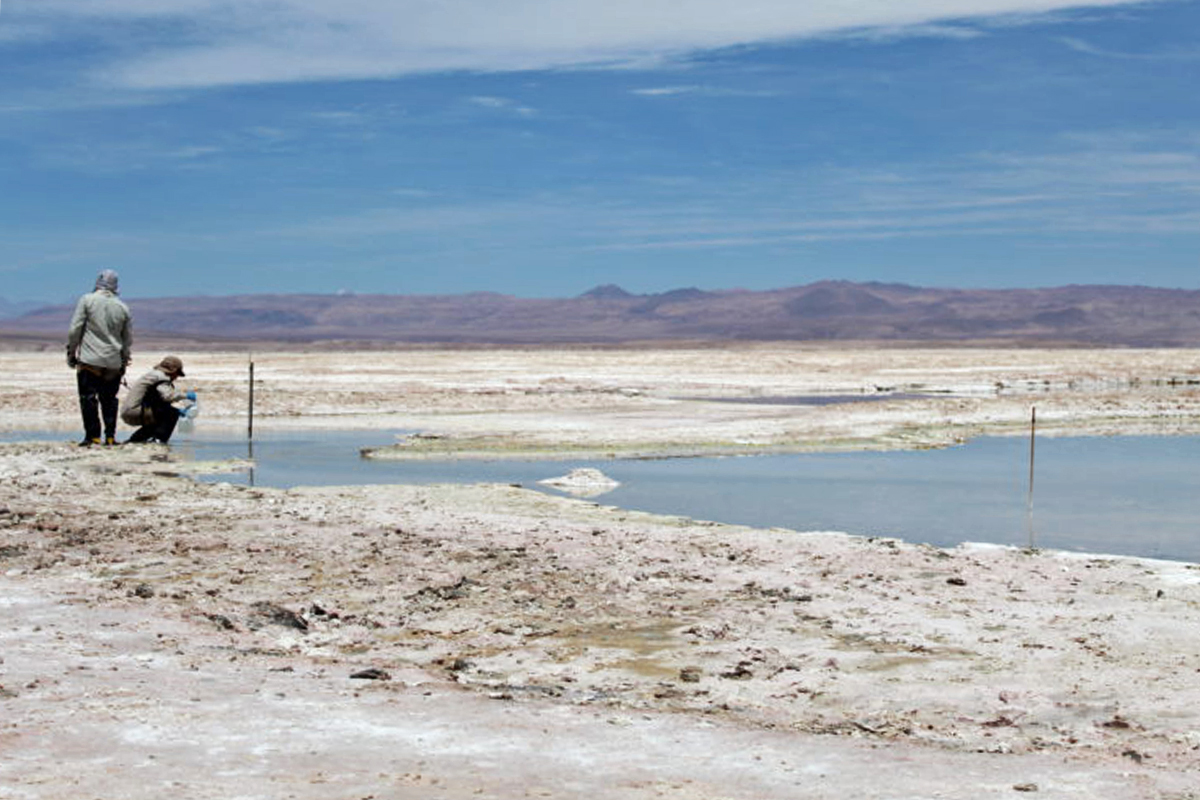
left=7, top=428, right=1198, bottom=563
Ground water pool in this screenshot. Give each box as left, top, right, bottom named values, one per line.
left=7, top=429, right=1198, bottom=563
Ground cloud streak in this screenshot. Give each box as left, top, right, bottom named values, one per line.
left=630, top=85, right=779, bottom=98
left=231, top=128, right=1200, bottom=261
left=14, top=0, right=1157, bottom=89
left=1057, top=35, right=1200, bottom=60
left=585, top=133, right=1200, bottom=251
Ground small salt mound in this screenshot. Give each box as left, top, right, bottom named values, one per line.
left=538, top=468, right=621, bottom=498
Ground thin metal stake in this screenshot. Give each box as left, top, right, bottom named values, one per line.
left=248, top=358, right=255, bottom=441
left=248, top=357, right=256, bottom=487
left=1026, top=405, right=1036, bottom=550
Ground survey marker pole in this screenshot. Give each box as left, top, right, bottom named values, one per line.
left=1026, top=406, right=1036, bottom=550
left=248, top=357, right=256, bottom=442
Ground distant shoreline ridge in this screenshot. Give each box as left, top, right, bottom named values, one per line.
left=5, top=280, right=1200, bottom=347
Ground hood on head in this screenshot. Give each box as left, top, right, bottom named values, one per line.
left=95, top=270, right=120, bottom=294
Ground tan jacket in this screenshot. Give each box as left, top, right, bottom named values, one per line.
left=120, top=368, right=187, bottom=426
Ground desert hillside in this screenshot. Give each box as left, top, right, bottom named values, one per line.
left=6, top=281, right=1200, bottom=346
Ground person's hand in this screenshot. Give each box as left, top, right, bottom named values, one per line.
left=177, top=406, right=190, bottom=418
left=185, top=391, right=197, bottom=401
left=66, top=351, right=78, bottom=369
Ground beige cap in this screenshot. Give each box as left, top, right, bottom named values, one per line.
left=156, top=355, right=185, bottom=377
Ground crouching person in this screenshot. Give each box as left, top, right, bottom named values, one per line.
left=120, top=356, right=195, bottom=444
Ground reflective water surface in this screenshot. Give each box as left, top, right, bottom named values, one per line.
left=8, top=429, right=1198, bottom=562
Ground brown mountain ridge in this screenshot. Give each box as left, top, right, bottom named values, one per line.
left=7, top=281, right=1200, bottom=346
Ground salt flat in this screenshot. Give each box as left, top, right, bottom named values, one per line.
left=1, top=346, right=1199, bottom=798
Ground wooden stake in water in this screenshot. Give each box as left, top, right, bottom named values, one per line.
left=1026, top=405, right=1036, bottom=549
left=248, top=358, right=256, bottom=441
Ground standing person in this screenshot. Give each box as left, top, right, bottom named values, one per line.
left=120, top=356, right=195, bottom=444
left=66, top=269, right=132, bottom=446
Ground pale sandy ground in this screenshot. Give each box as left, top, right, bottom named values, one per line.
left=2, top=346, right=1200, bottom=799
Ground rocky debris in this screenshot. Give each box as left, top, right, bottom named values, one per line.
left=407, top=576, right=477, bottom=608
left=308, top=603, right=340, bottom=620
left=349, top=668, right=391, bottom=681
left=1102, top=715, right=1135, bottom=730
left=720, top=662, right=755, bottom=680
left=741, top=581, right=814, bottom=603
left=248, top=602, right=308, bottom=631
left=205, top=613, right=237, bottom=631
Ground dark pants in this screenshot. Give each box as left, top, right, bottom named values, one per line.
left=127, top=390, right=179, bottom=444
left=77, top=366, right=121, bottom=441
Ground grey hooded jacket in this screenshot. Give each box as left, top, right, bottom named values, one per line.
left=67, top=272, right=132, bottom=371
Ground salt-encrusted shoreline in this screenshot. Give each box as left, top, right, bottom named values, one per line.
left=2, top=347, right=1199, bottom=797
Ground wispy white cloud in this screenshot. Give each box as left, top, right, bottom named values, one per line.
left=237, top=128, right=1200, bottom=259
left=468, top=96, right=537, bottom=116
left=582, top=131, right=1200, bottom=251
left=0, top=21, right=55, bottom=43
left=8, top=127, right=1195, bottom=294
left=632, top=86, right=702, bottom=96
left=1057, top=35, right=1200, bottom=60
left=631, top=85, right=778, bottom=98
left=12, top=0, right=1155, bottom=90
left=828, top=22, right=985, bottom=43
left=168, top=145, right=223, bottom=159
left=468, top=96, right=511, bottom=109
left=34, top=137, right=233, bottom=173
left=0, top=89, right=189, bottom=115
left=308, top=110, right=372, bottom=125
left=270, top=201, right=556, bottom=238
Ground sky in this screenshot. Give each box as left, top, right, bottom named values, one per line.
left=1, top=0, right=1198, bottom=302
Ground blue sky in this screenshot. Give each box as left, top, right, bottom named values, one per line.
left=1, top=0, right=1198, bottom=302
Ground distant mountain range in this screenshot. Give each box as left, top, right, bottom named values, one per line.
left=6, top=281, right=1200, bottom=346
left=0, top=297, right=47, bottom=320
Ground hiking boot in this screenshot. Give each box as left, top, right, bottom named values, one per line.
left=104, top=437, right=117, bottom=446
left=78, top=437, right=101, bottom=447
